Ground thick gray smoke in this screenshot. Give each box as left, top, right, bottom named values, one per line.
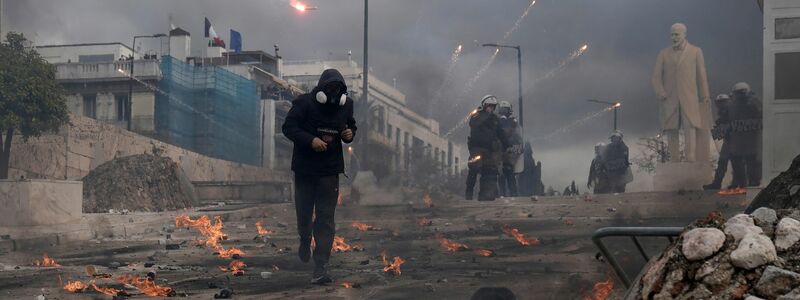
left=3, top=0, right=763, bottom=189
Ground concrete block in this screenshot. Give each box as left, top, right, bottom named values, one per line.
left=653, top=162, right=711, bottom=192
left=0, top=180, right=83, bottom=226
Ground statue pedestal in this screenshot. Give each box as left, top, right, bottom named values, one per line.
left=653, top=162, right=712, bottom=192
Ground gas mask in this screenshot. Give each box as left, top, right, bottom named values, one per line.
left=316, top=83, right=347, bottom=106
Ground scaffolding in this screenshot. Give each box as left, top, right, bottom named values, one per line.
left=156, top=56, right=261, bottom=165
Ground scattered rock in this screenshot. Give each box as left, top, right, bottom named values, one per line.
left=755, top=266, right=800, bottom=298
left=778, top=287, right=800, bottom=300
left=260, top=272, right=272, bottom=279
left=752, top=207, right=779, bottom=225
left=730, top=233, right=778, bottom=269
left=681, top=228, right=725, bottom=261
left=775, top=217, right=800, bottom=251
left=725, top=220, right=764, bottom=243
left=108, top=262, right=121, bottom=269
left=424, top=283, right=435, bottom=292
left=746, top=296, right=766, bottom=300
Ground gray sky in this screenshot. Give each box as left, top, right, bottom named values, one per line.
left=3, top=0, right=764, bottom=188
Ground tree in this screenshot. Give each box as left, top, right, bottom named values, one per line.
left=0, top=32, right=69, bottom=179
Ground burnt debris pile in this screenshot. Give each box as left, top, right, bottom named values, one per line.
left=82, top=154, right=198, bottom=213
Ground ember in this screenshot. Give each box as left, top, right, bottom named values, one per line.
left=351, top=222, right=380, bottom=231
left=341, top=281, right=354, bottom=288
left=473, top=249, right=495, bottom=257
left=416, top=217, right=432, bottom=226
left=32, top=254, right=61, bottom=267
left=718, top=187, right=747, bottom=195
left=92, top=282, right=124, bottom=297
left=255, top=220, right=273, bottom=236
left=333, top=235, right=364, bottom=252
left=63, top=281, right=88, bottom=293
left=423, top=193, right=434, bottom=208
left=219, top=260, right=246, bottom=276
left=501, top=225, right=541, bottom=246
left=436, top=234, right=470, bottom=252
left=381, top=250, right=405, bottom=275
left=584, top=277, right=613, bottom=300
left=176, top=215, right=245, bottom=258
left=117, top=274, right=176, bottom=297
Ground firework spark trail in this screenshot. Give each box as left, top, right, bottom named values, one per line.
left=443, top=108, right=479, bottom=139
left=538, top=44, right=589, bottom=83
left=428, top=44, right=464, bottom=112
left=531, top=105, right=616, bottom=142
left=503, top=0, right=537, bottom=41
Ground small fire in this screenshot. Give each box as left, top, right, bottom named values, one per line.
left=473, top=249, right=495, bottom=257
left=333, top=235, right=364, bottom=252
left=219, top=260, right=246, bottom=276
left=423, top=193, right=434, bottom=208
left=501, top=225, right=541, bottom=246
left=33, top=254, right=61, bottom=267
left=255, top=220, right=273, bottom=236
left=92, top=282, right=124, bottom=297
left=584, top=277, right=614, bottom=300
left=351, top=222, right=380, bottom=231
left=381, top=250, right=405, bottom=276
left=117, top=275, right=176, bottom=297
left=341, top=281, right=354, bottom=289
left=63, top=281, right=88, bottom=293
left=176, top=215, right=245, bottom=258
left=436, top=234, right=469, bottom=252
left=718, top=187, right=747, bottom=195
left=468, top=155, right=482, bottom=164
left=470, top=108, right=479, bottom=116
left=416, top=217, right=432, bottom=226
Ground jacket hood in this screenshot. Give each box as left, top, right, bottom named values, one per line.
left=314, top=69, right=347, bottom=93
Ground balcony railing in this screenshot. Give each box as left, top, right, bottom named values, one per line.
left=54, top=60, right=161, bottom=82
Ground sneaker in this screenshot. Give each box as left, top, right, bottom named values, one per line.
left=310, top=264, right=333, bottom=285
left=298, top=238, right=311, bottom=263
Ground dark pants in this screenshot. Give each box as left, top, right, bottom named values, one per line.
left=499, top=164, right=517, bottom=197
left=294, top=174, right=339, bottom=265
left=478, top=160, right=499, bottom=201
left=710, top=142, right=730, bottom=187
left=466, top=167, right=479, bottom=200
left=731, top=155, right=761, bottom=188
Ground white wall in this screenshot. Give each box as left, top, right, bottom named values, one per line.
left=37, top=43, right=133, bottom=64
left=169, top=35, right=191, bottom=62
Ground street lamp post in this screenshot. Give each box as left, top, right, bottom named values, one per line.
left=481, top=44, right=523, bottom=134
left=361, top=0, right=370, bottom=171
left=587, top=99, right=622, bottom=131
left=127, top=34, right=166, bottom=131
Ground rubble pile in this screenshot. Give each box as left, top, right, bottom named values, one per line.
left=82, top=154, right=198, bottom=213
left=634, top=208, right=800, bottom=300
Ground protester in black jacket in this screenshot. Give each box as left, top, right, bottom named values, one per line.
left=282, top=69, right=356, bottom=284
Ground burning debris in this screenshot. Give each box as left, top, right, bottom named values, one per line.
left=473, top=249, right=495, bottom=257
left=117, top=274, right=176, bottom=297
left=436, top=234, right=470, bottom=252
left=583, top=277, right=614, bottom=300
left=32, top=254, right=61, bottom=267
left=416, top=217, right=433, bottom=227
left=175, top=215, right=245, bottom=258
left=501, top=225, right=541, bottom=246
left=632, top=208, right=800, bottom=300
left=341, top=281, right=361, bottom=289
left=219, top=260, right=246, bottom=276
left=718, top=187, right=748, bottom=195
left=351, top=222, right=381, bottom=231
left=91, top=282, right=126, bottom=297
left=423, top=193, right=434, bottom=208
left=381, top=250, right=406, bottom=276
left=63, top=281, right=89, bottom=293
left=333, top=236, right=364, bottom=252
left=255, top=220, right=273, bottom=236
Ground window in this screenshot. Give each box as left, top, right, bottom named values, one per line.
left=775, top=52, right=800, bottom=100
left=116, top=95, right=129, bottom=121
left=387, top=124, right=393, bottom=139
left=78, top=54, right=115, bottom=63
left=776, top=18, right=800, bottom=40
left=83, top=95, right=97, bottom=118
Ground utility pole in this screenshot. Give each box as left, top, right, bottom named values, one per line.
left=360, top=0, right=369, bottom=171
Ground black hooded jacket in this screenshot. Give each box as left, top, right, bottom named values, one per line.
left=282, top=69, right=357, bottom=176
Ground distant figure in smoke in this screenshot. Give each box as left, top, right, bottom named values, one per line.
left=517, top=142, right=542, bottom=196
left=704, top=93, right=733, bottom=190
left=282, top=69, right=356, bottom=285
left=588, top=142, right=609, bottom=194
left=604, top=131, right=633, bottom=193
left=727, top=82, right=762, bottom=189
left=465, top=95, right=508, bottom=201
left=497, top=101, right=523, bottom=197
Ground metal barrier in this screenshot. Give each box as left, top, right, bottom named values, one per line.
left=591, top=227, right=684, bottom=288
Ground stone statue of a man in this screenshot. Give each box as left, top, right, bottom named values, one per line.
left=652, top=23, right=712, bottom=163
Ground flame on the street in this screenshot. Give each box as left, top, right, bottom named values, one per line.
left=333, top=235, right=363, bottom=252
left=33, top=254, right=61, bottom=267
left=473, top=249, right=495, bottom=257
left=175, top=215, right=245, bottom=258
left=117, top=275, right=175, bottom=297
left=423, top=193, right=434, bottom=208
left=718, top=187, right=747, bottom=195
left=416, top=217, right=432, bottom=226
left=219, top=260, right=246, bottom=276
left=436, top=234, right=469, bottom=252
left=341, top=281, right=354, bottom=288
left=501, top=225, right=541, bottom=246
left=255, top=220, right=273, bottom=236
left=351, top=222, right=380, bottom=231
left=63, top=281, right=88, bottom=293
left=584, top=277, right=614, bottom=300
left=92, top=282, right=123, bottom=297
left=381, top=250, right=405, bottom=276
